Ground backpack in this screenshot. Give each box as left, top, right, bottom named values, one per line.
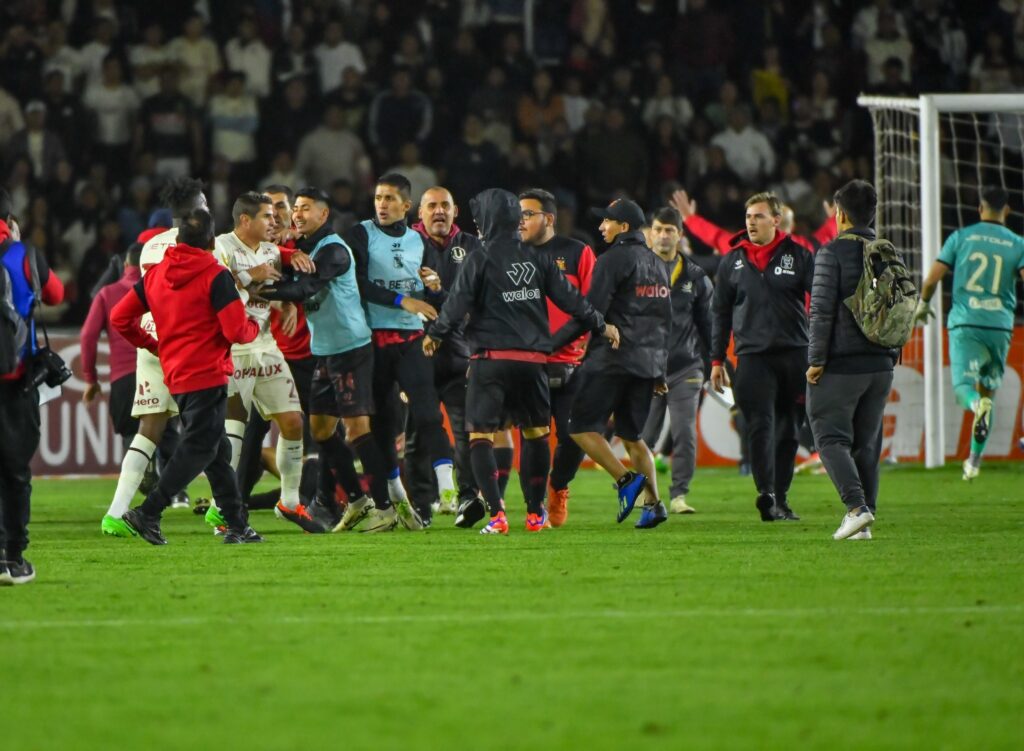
left=839, top=233, right=919, bottom=348
left=0, top=264, right=29, bottom=375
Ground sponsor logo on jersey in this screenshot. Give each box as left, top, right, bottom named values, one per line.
left=506, top=262, right=537, bottom=285
left=968, top=296, right=1004, bottom=311
left=636, top=284, right=670, bottom=298
left=502, top=288, right=541, bottom=302
left=681, top=281, right=693, bottom=293
left=734, top=259, right=744, bottom=269
left=373, top=277, right=419, bottom=292
left=556, top=256, right=567, bottom=271
left=233, top=363, right=285, bottom=380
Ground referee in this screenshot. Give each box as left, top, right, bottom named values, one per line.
left=710, top=192, right=814, bottom=522
left=423, top=189, right=615, bottom=535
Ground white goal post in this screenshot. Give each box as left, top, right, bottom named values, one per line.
left=857, top=93, right=1024, bottom=468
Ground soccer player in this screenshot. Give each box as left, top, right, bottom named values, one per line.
left=259, top=187, right=393, bottom=533
left=408, top=186, right=483, bottom=521
left=640, top=207, right=713, bottom=515
left=915, top=186, right=1024, bottom=480
left=517, top=188, right=596, bottom=527
left=555, top=199, right=673, bottom=528
left=710, top=192, right=814, bottom=522
left=210, top=192, right=309, bottom=530
left=111, top=208, right=263, bottom=545
left=423, top=188, right=615, bottom=535
left=806, top=180, right=898, bottom=540
left=101, top=177, right=206, bottom=537
left=343, top=173, right=454, bottom=531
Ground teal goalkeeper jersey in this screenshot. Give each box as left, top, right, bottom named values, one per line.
left=938, top=220, right=1024, bottom=331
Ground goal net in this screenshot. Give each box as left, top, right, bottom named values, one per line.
left=857, top=94, right=1024, bottom=467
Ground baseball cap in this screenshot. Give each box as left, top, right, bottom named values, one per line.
left=589, top=198, right=645, bottom=228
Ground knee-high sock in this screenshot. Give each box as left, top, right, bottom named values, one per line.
left=319, top=432, right=365, bottom=501
left=351, top=433, right=391, bottom=508
left=433, top=459, right=455, bottom=499
left=225, top=419, right=246, bottom=472
left=276, top=437, right=304, bottom=508
left=470, top=438, right=503, bottom=516
left=970, top=407, right=992, bottom=465
left=108, top=434, right=157, bottom=517
left=494, top=446, right=514, bottom=499
left=519, top=436, right=551, bottom=515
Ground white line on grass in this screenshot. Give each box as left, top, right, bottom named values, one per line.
left=1, top=605, right=1020, bottom=630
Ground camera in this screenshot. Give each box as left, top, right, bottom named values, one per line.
left=24, top=346, right=72, bottom=393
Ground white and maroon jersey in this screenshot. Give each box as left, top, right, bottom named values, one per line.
left=214, top=231, right=281, bottom=354
left=138, top=227, right=179, bottom=341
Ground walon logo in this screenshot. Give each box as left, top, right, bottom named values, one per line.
left=506, top=262, right=537, bottom=286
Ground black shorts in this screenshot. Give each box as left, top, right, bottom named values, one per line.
left=466, top=358, right=550, bottom=433
left=309, top=344, right=374, bottom=418
left=286, top=355, right=315, bottom=415
left=109, top=373, right=139, bottom=437
left=568, top=364, right=656, bottom=441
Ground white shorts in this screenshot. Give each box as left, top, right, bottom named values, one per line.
left=228, top=348, right=301, bottom=419
left=131, top=348, right=179, bottom=417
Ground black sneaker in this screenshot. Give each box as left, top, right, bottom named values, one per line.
left=455, top=497, right=486, bottom=528
left=755, top=493, right=780, bottom=522
left=776, top=497, right=800, bottom=521
left=7, top=558, right=35, bottom=584
left=192, top=497, right=212, bottom=516
left=122, top=507, right=168, bottom=545
left=223, top=526, right=264, bottom=544
left=307, top=495, right=343, bottom=529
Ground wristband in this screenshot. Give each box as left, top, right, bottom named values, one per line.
left=394, top=294, right=405, bottom=307
left=711, top=360, right=723, bottom=367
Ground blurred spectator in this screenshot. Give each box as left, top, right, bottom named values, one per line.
left=673, top=0, right=734, bottom=102
left=295, top=102, right=368, bottom=191
left=643, top=74, right=694, bottom=134
left=579, top=105, right=648, bottom=203
left=367, top=67, right=432, bottom=164
left=261, top=76, right=319, bottom=160
left=517, top=69, right=565, bottom=139
left=260, top=150, right=304, bottom=190
left=41, top=70, right=83, bottom=163
left=864, top=11, right=913, bottom=85
left=116, top=176, right=153, bottom=246
left=0, top=23, right=45, bottom=103
left=561, top=74, right=591, bottom=133
left=225, top=17, right=272, bottom=98
left=648, top=115, right=688, bottom=203
left=710, top=105, right=775, bottom=187
left=386, top=142, right=437, bottom=206
left=272, top=25, right=318, bottom=92
left=328, top=178, right=359, bottom=235
left=61, top=182, right=102, bottom=273
left=5, top=101, right=66, bottom=184
left=315, top=18, right=365, bottom=94
left=332, top=67, right=372, bottom=135
left=168, top=14, right=222, bottom=106
left=441, top=113, right=506, bottom=210
left=40, top=20, right=83, bottom=94
left=83, top=56, right=138, bottom=182
left=0, top=86, right=25, bottom=153
left=970, top=30, right=1015, bottom=93
left=136, top=68, right=202, bottom=179
left=703, top=80, right=740, bottom=132
left=909, top=0, right=968, bottom=90
left=852, top=0, right=907, bottom=50
left=79, top=18, right=117, bottom=88
left=208, top=72, right=259, bottom=173
left=751, top=45, right=790, bottom=114
left=130, top=22, right=170, bottom=101
left=809, top=72, right=838, bottom=124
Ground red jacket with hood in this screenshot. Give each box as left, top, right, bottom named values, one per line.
left=111, top=242, right=258, bottom=393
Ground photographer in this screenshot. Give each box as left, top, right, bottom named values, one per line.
left=0, top=188, right=66, bottom=586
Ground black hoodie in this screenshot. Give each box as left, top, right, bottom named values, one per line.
left=430, top=189, right=605, bottom=354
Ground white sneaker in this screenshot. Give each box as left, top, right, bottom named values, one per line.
left=962, top=458, right=979, bottom=481
left=833, top=505, right=874, bottom=540
left=438, top=489, right=459, bottom=515
left=848, top=526, right=873, bottom=540
left=669, top=495, right=696, bottom=514
left=362, top=506, right=398, bottom=533
left=395, top=499, right=425, bottom=531
left=333, top=495, right=374, bottom=532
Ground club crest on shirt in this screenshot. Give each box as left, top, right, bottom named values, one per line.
left=450, top=246, right=466, bottom=262
left=781, top=254, right=794, bottom=270
left=556, top=256, right=567, bottom=271
left=393, top=254, right=403, bottom=269
left=681, top=281, right=693, bottom=293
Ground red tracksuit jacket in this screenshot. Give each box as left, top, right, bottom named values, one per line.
left=111, top=242, right=258, bottom=394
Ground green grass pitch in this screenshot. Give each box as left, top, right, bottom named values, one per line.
left=2, top=463, right=1022, bottom=750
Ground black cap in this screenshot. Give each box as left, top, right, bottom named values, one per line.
left=590, top=198, right=645, bottom=229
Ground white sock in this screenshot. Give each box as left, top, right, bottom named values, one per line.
left=107, top=434, right=157, bottom=517
left=434, top=460, right=455, bottom=497
left=225, top=419, right=246, bottom=472
left=276, top=437, right=304, bottom=509
left=387, top=471, right=409, bottom=505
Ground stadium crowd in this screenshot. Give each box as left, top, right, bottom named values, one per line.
left=1, top=0, right=1021, bottom=324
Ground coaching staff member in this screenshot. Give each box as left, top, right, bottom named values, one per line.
left=806, top=180, right=897, bottom=541
left=710, top=192, right=813, bottom=522
left=423, top=189, right=615, bottom=535
left=554, top=198, right=673, bottom=529
left=111, top=208, right=263, bottom=545
left=0, top=190, right=65, bottom=585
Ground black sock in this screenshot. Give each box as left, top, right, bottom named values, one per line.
left=351, top=433, right=390, bottom=508
left=320, top=432, right=365, bottom=501
left=246, top=489, right=279, bottom=510
left=549, top=440, right=584, bottom=492
left=519, top=436, right=551, bottom=515
left=470, top=438, right=504, bottom=517
left=494, top=446, right=514, bottom=498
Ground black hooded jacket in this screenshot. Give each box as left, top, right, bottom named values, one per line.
left=430, top=189, right=605, bottom=354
